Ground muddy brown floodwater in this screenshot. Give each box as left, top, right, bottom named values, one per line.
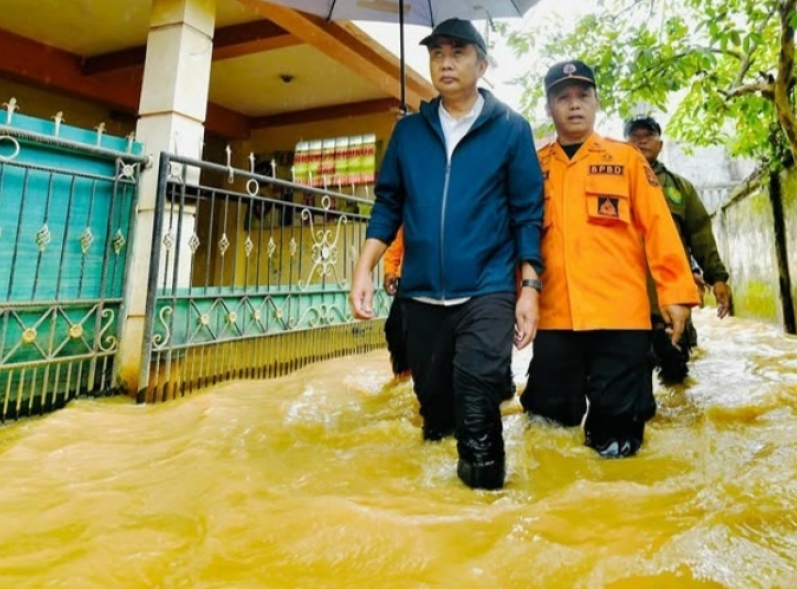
left=0, top=308, right=796, bottom=588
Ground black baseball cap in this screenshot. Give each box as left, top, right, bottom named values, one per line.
left=624, top=115, right=662, bottom=137
left=420, top=18, right=487, bottom=55
left=544, top=60, right=596, bottom=93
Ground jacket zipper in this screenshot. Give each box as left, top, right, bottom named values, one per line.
left=423, top=99, right=490, bottom=302
left=439, top=160, right=452, bottom=300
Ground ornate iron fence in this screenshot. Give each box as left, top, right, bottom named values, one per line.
left=0, top=113, right=147, bottom=421
left=139, top=152, right=390, bottom=403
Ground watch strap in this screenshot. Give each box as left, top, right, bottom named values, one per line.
left=520, top=278, right=542, bottom=292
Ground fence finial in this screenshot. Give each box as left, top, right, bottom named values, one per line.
left=2, top=97, right=18, bottom=125
left=95, top=122, right=106, bottom=146
left=52, top=111, right=65, bottom=137
left=126, top=132, right=136, bottom=154
left=225, top=145, right=234, bottom=183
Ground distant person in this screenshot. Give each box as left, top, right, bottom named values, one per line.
left=349, top=18, right=544, bottom=490
left=521, top=60, right=700, bottom=458
left=625, top=115, right=732, bottom=384
left=383, top=228, right=410, bottom=380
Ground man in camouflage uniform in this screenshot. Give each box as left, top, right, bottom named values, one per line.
left=625, top=115, right=732, bottom=384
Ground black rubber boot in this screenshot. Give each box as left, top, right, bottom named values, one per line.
left=456, top=430, right=505, bottom=489
left=584, top=414, right=645, bottom=459
left=457, top=457, right=505, bottom=490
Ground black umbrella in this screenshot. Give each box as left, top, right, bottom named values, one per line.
left=260, top=0, right=540, bottom=112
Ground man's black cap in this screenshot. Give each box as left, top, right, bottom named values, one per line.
left=544, top=60, right=596, bottom=93
left=624, top=115, right=662, bottom=137
left=420, top=18, right=487, bottom=55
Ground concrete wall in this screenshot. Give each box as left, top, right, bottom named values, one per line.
left=712, top=182, right=782, bottom=324
left=707, top=168, right=797, bottom=330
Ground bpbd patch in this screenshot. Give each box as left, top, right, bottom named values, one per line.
left=589, top=164, right=624, bottom=175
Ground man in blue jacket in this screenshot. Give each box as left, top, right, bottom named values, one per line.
left=349, top=18, right=544, bottom=490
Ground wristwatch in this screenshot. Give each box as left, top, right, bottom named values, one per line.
left=520, top=278, right=542, bottom=293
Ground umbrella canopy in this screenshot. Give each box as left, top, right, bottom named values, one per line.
left=260, top=0, right=540, bottom=111
left=261, top=0, right=538, bottom=27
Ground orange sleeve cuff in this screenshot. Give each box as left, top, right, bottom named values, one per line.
left=658, top=284, right=701, bottom=309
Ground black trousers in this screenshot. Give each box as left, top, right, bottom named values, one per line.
left=521, top=330, right=656, bottom=457
left=403, top=293, right=515, bottom=464
left=650, top=315, right=696, bottom=385
left=384, top=299, right=409, bottom=375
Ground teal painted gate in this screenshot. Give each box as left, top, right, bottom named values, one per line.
left=0, top=112, right=147, bottom=420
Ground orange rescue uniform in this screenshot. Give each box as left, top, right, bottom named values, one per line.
left=537, top=134, right=699, bottom=331
left=384, top=226, right=404, bottom=277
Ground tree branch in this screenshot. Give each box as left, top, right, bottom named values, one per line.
left=626, top=45, right=741, bottom=95
left=721, top=79, right=775, bottom=99
left=731, top=6, right=777, bottom=89
left=774, top=0, right=797, bottom=163
left=693, top=45, right=745, bottom=60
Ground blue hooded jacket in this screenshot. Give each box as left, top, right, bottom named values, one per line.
left=366, top=89, right=544, bottom=301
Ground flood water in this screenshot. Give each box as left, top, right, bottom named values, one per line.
left=1, top=308, right=796, bottom=588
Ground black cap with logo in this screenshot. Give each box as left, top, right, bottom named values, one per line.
left=624, top=115, right=662, bottom=137
left=544, top=60, right=596, bottom=93
left=420, top=18, right=487, bottom=55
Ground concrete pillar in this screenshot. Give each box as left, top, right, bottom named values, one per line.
left=116, top=0, right=217, bottom=397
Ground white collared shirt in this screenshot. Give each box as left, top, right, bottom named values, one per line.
left=412, top=93, right=486, bottom=306
left=438, top=92, right=485, bottom=162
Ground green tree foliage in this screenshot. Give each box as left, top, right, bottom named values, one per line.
left=508, top=0, right=797, bottom=166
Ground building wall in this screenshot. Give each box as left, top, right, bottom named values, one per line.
left=0, top=78, right=137, bottom=139
left=664, top=142, right=756, bottom=187
left=248, top=111, right=399, bottom=155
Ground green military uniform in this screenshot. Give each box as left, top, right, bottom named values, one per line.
left=627, top=113, right=731, bottom=383
left=647, top=160, right=730, bottom=324
left=646, top=161, right=729, bottom=385
left=653, top=160, right=729, bottom=285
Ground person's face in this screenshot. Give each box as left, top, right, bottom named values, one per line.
left=546, top=81, right=599, bottom=144
left=626, top=127, right=663, bottom=163
left=428, top=38, right=487, bottom=97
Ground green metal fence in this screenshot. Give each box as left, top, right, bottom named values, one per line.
left=138, top=152, right=390, bottom=403
left=0, top=112, right=147, bottom=421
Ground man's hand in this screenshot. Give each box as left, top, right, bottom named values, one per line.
left=349, top=238, right=389, bottom=320
left=514, top=288, right=539, bottom=350
left=350, top=267, right=375, bottom=319
left=384, top=273, right=400, bottom=296
left=712, top=281, right=732, bottom=319
left=660, top=304, right=692, bottom=347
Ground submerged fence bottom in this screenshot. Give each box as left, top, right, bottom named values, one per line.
left=1, top=355, right=120, bottom=423
left=140, top=320, right=387, bottom=404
